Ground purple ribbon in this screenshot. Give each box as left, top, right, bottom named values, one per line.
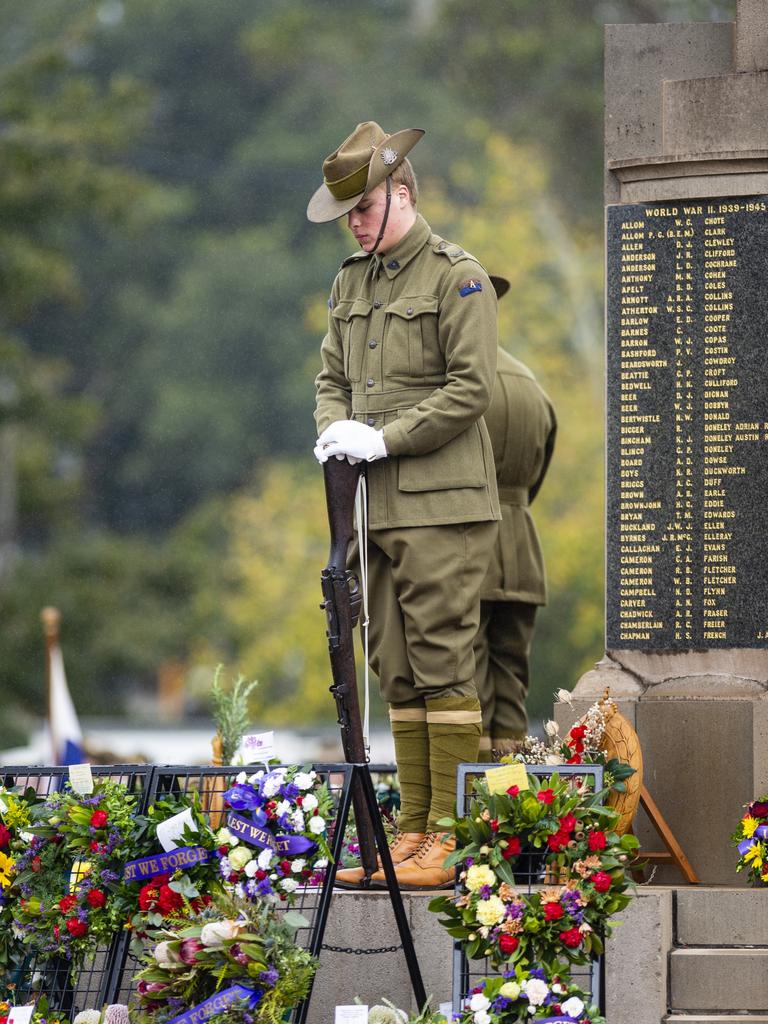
left=226, top=812, right=315, bottom=856
left=123, top=846, right=211, bottom=882
left=166, top=985, right=260, bottom=1024
left=737, top=823, right=768, bottom=858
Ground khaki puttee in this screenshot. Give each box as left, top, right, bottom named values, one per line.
left=425, top=709, right=483, bottom=725
left=389, top=707, right=427, bottom=722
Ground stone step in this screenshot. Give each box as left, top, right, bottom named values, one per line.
left=670, top=948, right=768, bottom=1012
left=676, top=887, right=768, bottom=946
left=666, top=1017, right=768, bottom=1023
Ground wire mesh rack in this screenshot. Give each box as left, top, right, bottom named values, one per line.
left=0, top=765, right=154, bottom=1015
left=451, top=763, right=606, bottom=1016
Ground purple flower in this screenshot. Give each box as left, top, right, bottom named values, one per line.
left=259, top=967, right=279, bottom=987
left=479, top=885, right=492, bottom=899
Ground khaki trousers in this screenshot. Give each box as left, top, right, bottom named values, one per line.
left=362, top=521, right=497, bottom=704
left=473, top=599, right=537, bottom=739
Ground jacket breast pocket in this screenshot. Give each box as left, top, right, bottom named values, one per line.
left=384, top=295, right=439, bottom=377
left=398, top=421, right=487, bottom=492
left=332, top=298, right=372, bottom=382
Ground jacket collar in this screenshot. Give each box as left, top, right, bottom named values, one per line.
left=378, top=214, right=431, bottom=279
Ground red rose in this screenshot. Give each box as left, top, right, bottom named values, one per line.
left=87, top=889, right=106, bottom=908
left=591, top=871, right=612, bottom=893
left=544, top=902, right=565, bottom=921
left=490, top=819, right=499, bottom=832
left=218, top=845, right=230, bottom=855
left=569, top=725, right=587, bottom=742
left=566, top=754, right=582, bottom=764
left=59, top=894, right=77, bottom=914
left=537, top=789, right=555, bottom=805
left=588, top=830, right=607, bottom=852
left=255, top=869, right=267, bottom=881
left=559, top=927, right=582, bottom=948
left=296, top=796, right=303, bottom=806
left=280, top=859, right=292, bottom=875
left=559, top=813, right=577, bottom=833
left=90, top=810, right=108, bottom=828
left=156, top=883, right=183, bottom=916
left=0, top=824, right=10, bottom=848
left=506, top=785, right=520, bottom=797
left=547, top=831, right=568, bottom=852
left=31, top=856, right=41, bottom=872
left=66, top=917, right=89, bottom=938
left=498, top=934, right=519, bottom=955
left=502, top=837, right=521, bottom=860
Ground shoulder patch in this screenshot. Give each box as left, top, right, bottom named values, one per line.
left=328, top=297, right=333, bottom=309
left=458, top=277, right=483, bottom=297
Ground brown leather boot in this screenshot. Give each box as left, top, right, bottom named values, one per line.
left=334, top=831, right=426, bottom=889
left=389, top=832, right=456, bottom=890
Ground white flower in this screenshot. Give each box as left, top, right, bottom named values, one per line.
left=294, top=771, right=316, bottom=790
left=74, top=1010, right=101, bottom=1024
left=468, top=994, right=490, bottom=1012
left=544, top=719, right=560, bottom=738
left=474, top=1012, right=490, bottom=1024
left=475, top=895, right=506, bottom=926
left=315, top=858, right=328, bottom=869
left=551, top=984, right=565, bottom=995
left=291, top=858, right=306, bottom=874
left=234, top=882, right=245, bottom=899
left=215, top=827, right=238, bottom=848
left=154, top=941, right=180, bottom=965
left=244, top=859, right=259, bottom=877
left=200, top=919, right=242, bottom=946
left=308, top=815, right=326, bottom=834
left=291, top=810, right=305, bottom=831
left=555, top=688, right=573, bottom=706
left=522, top=979, right=548, bottom=1007
left=545, top=753, right=566, bottom=765
left=262, top=773, right=284, bottom=798
left=257, top=848, right=274, bottom=870
left=561, top=997, right=585, bottom=1018
left=275, top=799, right=292, bottom=817
left=235, top=771, right=247, bottom=785
left=301, top=793, right=318, bottom=812
left=228, top=846, right=254, bottom=871
left=248, top=770, right=264, bottom=785
left=280, top=877, right=299, bottom=893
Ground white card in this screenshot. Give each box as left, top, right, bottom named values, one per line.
left=239, top=731, right=274, bottom=764
left=9, top=1006, right=34, bottom=1024
left=0, top=795, right=8, bottom=814
left=439, top=1002, right=454, bottom=1020
left=68, top=763, right=94, bottom=794
left=156, top=807, right=198, bottom=852
left=334, top=1006, right=367, bottom=1024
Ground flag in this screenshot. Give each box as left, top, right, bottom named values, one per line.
left=48, top=642, right=86, bottom=765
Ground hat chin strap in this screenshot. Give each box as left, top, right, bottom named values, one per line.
left=369, top=175, right=392, bottom=254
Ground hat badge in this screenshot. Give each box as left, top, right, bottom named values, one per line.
left=380, top=146, right=398, bottom=166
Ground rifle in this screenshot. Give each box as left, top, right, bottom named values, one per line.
left=320, top=456, right=379, bottom=881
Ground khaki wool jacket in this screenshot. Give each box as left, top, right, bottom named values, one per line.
left=480, top=347, right=556, bottom=604
left=315, top=214, right=502, bottom=530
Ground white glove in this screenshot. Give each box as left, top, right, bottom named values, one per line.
left=314, top=420, right=387, bottom=463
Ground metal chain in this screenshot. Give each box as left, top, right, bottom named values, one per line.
left=321, top=942, right=403, bottom=955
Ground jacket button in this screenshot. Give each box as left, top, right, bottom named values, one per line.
left=406, top=307, right=414, bottom=315
left=367, top=378, right=375, bottom=387
left=387, top=260, right=399, bottom=270
left=367, top=417, right=375, bottom=426
left=373, top=300, right=382, bottom=309
left=368, top=339, right=377, bottom=349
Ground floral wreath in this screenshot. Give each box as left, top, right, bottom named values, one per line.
left=125, top=792, right=222, bottom=956
left=133, top=895, right=317, bottom=1024
left=0, top=786, right=41, bottom=991
left=732, top=795, right=768, bottom=886
left=11, top=780, right=140, bottom=965
left=430, top=772, right=638, bottom=969
left=459, top=967, right=605, bottom=1024
left=214, top=767, right=334, bottom=902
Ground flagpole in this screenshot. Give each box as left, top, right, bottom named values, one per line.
left=41, top=606, right=61, bottom=762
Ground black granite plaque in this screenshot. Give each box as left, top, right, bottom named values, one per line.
left=606, top=196, right=768, bottom=649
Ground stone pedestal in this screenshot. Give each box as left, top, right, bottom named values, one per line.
left=596, top=14, right=768, bottom=884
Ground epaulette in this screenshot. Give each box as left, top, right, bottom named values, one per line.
left=430, top=233, right=481, bottom=267
left=340, top=250, right=373, bottom=269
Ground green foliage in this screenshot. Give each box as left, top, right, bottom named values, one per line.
left=210, top=668, right=258, bottom=763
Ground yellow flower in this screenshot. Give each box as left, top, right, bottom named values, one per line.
left=500, top=982, right=521, bottom=1000
left=742, top=816, right=759, bottom=838
left=475, top=895, right=506, bottom=926
left=0, top=851, right=14, bottom=888
left=465, top=864, right=496, bottom=892
left=744, top=842, right=764, bottom=867
left=4, top=797, right=30, bottom=829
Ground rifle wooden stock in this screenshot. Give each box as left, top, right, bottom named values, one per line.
left=320, top=457, right=378, bottom=879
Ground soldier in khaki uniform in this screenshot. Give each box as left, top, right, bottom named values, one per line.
left=309, top=122, right=500, bottom=888
left=475, top=275, right=557, bottom=758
